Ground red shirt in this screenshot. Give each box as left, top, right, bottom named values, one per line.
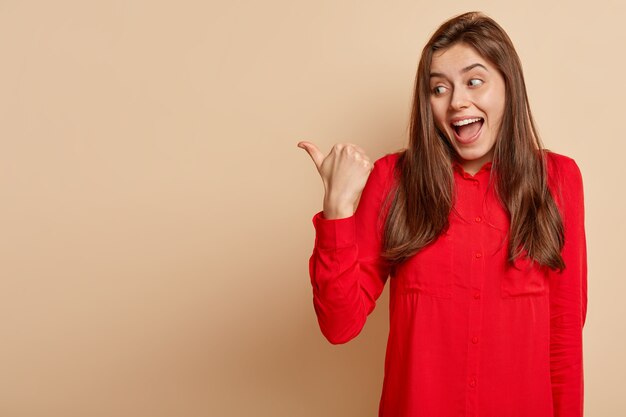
left=308, top=151, right=587, bottom=417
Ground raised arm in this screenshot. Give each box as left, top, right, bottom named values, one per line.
left=299, top=143, right=394, bottom=344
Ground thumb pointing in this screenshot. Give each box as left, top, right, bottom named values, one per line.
left=297, top=141, right=325, bottom=170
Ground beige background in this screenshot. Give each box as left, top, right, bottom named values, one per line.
left=0, top=0, right=623, bottom=416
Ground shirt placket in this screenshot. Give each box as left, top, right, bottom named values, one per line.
left=462, top=172, right=485, bottom=417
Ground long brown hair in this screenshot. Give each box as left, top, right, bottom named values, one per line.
left=381, top=11, right=565, bottom=273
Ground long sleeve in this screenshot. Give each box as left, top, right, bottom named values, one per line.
left=548, top=156, right=588, bottom=417
left=308, top=155, right=394, bottom=344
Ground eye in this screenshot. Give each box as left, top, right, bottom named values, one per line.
left=469, top=78, right=483, bottom=87
left=432, top=85, right=446, bottom=95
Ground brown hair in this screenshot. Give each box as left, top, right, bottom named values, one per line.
left=381, top=11, right=565, bottom=273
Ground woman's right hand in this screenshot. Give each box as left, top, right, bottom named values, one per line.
left=297, top=141, right=373, bottom=219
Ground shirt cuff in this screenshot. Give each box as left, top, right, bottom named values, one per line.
left=312, top=210, right=357, bottom=249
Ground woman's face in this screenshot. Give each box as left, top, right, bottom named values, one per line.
left=429, top=42, right=506, bottom=175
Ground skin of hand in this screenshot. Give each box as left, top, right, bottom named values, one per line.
left=298, top=141, right=373, bottom=219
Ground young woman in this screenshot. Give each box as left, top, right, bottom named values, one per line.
left=298, top=11, right=587, bottom=417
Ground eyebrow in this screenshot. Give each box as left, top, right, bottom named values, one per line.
left=429, top=63, right=488, bottom=79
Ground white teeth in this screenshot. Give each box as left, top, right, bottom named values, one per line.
left=452, top=117, right=482, bottom=127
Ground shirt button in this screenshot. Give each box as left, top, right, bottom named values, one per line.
left=472, top=181, right=479, bottom=186
left=474, top=252, right=482, bottom=258
left=472, top=336, right=479, bottom=344
left=475, top=216, right=482, bottom=222
left=473, top=292, right=481, bottom=300
left=469, top=378, right=476, bottom=387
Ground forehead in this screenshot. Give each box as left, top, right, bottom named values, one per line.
left=430, top=43, right=492, bottom=74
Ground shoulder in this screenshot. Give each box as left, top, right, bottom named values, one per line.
left=544, top=150, right=584, bottom=189
left=358, top=151, right=404, bottom=203
left=374, top=150, right=402, bottom=169
left=544, top=149, right=581, bottom=177
left=371, top=150, right=403, bottom=186
left=543, top=150, right=585, bottom=215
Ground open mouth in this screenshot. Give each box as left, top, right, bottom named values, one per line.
left=451, top=117, right=484, bottom=144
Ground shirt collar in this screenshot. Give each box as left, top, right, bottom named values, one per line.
left=452, top=159, right=493, bottom=178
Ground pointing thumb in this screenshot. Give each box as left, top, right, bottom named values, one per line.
left=297, top=141, right=325, bottom=170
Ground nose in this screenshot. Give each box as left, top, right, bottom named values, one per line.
left=449, top=87, right=470, bottom=110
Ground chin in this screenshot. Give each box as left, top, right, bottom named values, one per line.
left=455, top=150, right=487, bottom=162
left=456, top=142, right=494, bottom=160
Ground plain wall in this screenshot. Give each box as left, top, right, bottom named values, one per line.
left=0, top=0, right=624, bottom=416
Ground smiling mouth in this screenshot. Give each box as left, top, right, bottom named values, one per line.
left=451, top=118, right=484, bottom=142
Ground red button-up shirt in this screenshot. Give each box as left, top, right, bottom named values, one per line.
left=308, top=151, right=587, bottom=417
